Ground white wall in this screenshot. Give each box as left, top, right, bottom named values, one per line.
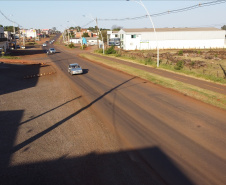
left=70, top=38, right=81, bottom=44
left=122, top=30, right=225, bottom=50
left=25, top=30, right=37, bottom=38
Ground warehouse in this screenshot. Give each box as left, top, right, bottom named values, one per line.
left=118, top=27, right=225, bottom=50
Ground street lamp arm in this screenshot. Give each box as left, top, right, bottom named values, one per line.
left=130, top=0, right=159, bottom=67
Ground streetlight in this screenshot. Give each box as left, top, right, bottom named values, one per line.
left=60, top=25, right=65, bottom=43
left=83, top=15, right=105, bottom=54
left=128, top=0, right=159, bottom=67
left=67, top=21, right=70, bottom=43
left=9, top=14, right=17, bottom=50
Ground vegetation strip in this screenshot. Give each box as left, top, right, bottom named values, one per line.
left=80, top=53, right=226, bottom=110
left=94, top=47, right=226, bottom=84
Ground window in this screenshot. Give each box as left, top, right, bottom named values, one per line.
left=131, top=35, right=136, bottom=38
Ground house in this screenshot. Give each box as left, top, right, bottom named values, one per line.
left=20, top=29, right=37, bottom=38
left=0, top=27, right=8, bottom=53
left=72, top=29, right=98, bottom=38
left=107, top=31, right=120, bottom=46
left=118, top=27, right=226, bottom=50
left=69, top=37, right=102, bottom=46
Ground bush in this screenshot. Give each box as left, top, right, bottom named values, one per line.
left=174, top=60, right=184, bottom=70
left=68, top=43, right=75, bottom=48
left=115, top=50, right=121, bottom=57
left=115, top=53, right=121, bottom=57
left=191, top=61, right=195, bottom=67
left=95, top=49, right=103, bottom=53
left=105, top=46, right=116, bottom=54
left=80, top=44, right=87, bottom=50
left=145, top=58, right=153, bottom=65
left=178, top=50, right=183, bottom=56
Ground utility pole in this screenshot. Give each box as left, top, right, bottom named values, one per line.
left=68, top=29, right=70, bottom=43
left=23, top=30, right=25, bottom=47
left=13, top=22, right=16, bottom=50
left=96, top=18, right=99, bottom=49
left=95, top=17, right=104, bottom=54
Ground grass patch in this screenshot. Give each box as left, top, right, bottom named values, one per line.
left=80, top=53, right=226, bottom=110
left=26, top=42, right=37, bottom=45
left=0, top=56, right=20, bottom=59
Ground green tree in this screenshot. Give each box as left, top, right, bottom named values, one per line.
left=111, top=25, right=123, bottom=31
left=87, top=27, right=95, bottom=31
left=221, top=25, right=226, bottom=30
left=4, top=26, right=19, bottom=32
left=76, top=26, right=81, bottom=32
left=82, top=32, right=89, bottom=37
left=101, top=30, right=108, bottom=43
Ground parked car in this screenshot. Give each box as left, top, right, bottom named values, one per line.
left=21, top=46, right=25, bottom=49
left=68, top=63, right=83, bottom=75
left=49, top=48, right=56, bottom=53
left=43, top=43, right=47, bottom=47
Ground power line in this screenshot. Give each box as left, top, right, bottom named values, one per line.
left=0, top=9, right=21, bottom=27
left=81, top=20, right=94, bottom=28
left=81, top=0, right=226, bottom=27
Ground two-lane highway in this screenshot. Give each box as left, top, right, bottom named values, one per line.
left=47, top=44, right=226, bottom=185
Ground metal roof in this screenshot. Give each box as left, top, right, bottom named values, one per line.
left=122, top=27, right=222, bottom=33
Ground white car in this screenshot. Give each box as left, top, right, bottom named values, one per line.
left=68, top=63, right=83, bottom=75
left=43, top=43, right=47, bottom=47
left=49, top=48, right=56, bottom=53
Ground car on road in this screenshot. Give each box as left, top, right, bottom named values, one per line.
left=68, top=63, right=83, bottom=75
left=43, top=43, right=47, bottom=47
left=49, top=48, right=56, bottom=53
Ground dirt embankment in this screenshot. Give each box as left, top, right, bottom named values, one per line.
left=120, top=49, right=226, bottom=69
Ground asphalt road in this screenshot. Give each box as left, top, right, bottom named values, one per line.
left=45, top=43, right=226, bottom=185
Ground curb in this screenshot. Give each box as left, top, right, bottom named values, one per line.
left=24, top=71, right=56, bottom=79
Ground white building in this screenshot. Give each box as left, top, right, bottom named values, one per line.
left=118, top=27, right=226, bottom=50
left=107, top=30, right=120, bottom=46
left=69, top=37, right=102, bottom=46
left=20, top=29, right=37, bottom=38
left=0, top=27, right=8, bottom=53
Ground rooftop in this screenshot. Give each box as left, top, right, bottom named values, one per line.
left=121, top=27, right=222, bottom=32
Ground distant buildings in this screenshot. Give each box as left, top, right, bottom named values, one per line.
left=0, top=27, right=8, bottom=52
left=0, top=27, right=55, bottom=52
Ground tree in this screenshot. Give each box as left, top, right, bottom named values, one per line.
left=82, top=32, right=89, bottom=37
left=221, top=25, right=226, bottom=30
left=111, top=25, right=123, bottom=31
left=87, top=27, right=95, bottom=32
left=4, top=26, right=19, bottom=32
left=101, top=30, right=108, bottom=43
left=76, top=26, right=81, bottom=32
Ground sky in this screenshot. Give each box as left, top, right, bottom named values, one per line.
left=1, top=0, right=226, bottom=32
